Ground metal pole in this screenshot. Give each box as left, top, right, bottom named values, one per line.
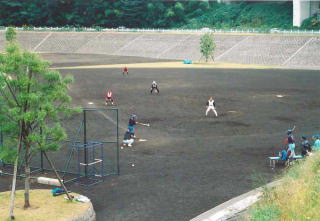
left=101, top=143, right=104, bottom=179
left=83, top=109, right=88, bottom=178
left=77, top=143, right=80, bottom=178
left=116, top=109, right=120, bottom=175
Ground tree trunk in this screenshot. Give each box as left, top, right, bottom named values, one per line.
left=211, top=55, right=215, bottom=62
left=9, top=124, right=23, bottom=220
left=9, top=157, right=19, bottom=219
left=24, top=147, right=31, bottom=208
left=43, top=151, right=73, bottom=200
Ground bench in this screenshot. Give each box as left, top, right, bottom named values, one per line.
left=269, top=155, right=303, bottom=168
left=183, top=59, right=192, bottom=64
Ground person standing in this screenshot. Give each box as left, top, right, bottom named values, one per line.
left=123, top=67, right=129, bottom=76
left=128, top=114, right=139, bottom=138
left=150, top=81, right=159, bottom=94
left=205, top=97, right=218, bottom=117
left=105, top=89, right=114, bottom=106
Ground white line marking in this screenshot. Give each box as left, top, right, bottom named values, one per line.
left=115, top=34, right=145, bottom=54
left=282, top=37, right=314, bottom=65
left=32, top=32, right=52, bottom=52
left=215, top=36, right=249, bottom=61
left=157, top=35, right=192, bottom=59
left=76, top=32, right=103, bottom=53
left=96, top=109, right=127, bottom=131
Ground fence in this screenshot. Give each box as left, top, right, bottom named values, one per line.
left=0, top=26, right=320, bottom=35
left=0, top=108, right=120, bottom=185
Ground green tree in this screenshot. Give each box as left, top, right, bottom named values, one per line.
left=0, top=0, right=294, bottom=29
left=200, top=33, right=216, bottom=62
left=5, top=27, right=16, bottom=42
left=0, top=28, right=76, bottom=217
left=120, top=0, right=146, bottom=27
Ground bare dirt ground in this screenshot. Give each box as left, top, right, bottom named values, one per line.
left=1, top=54, right=320, bottom=221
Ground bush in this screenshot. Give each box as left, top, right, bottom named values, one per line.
left=181, top=2, right=293, bottom=30
left=301, top=15, right=320, bottom=30
left=247, top=151, right=320, bottom=221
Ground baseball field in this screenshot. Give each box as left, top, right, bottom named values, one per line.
left=1, top=53, right=320, bottom=221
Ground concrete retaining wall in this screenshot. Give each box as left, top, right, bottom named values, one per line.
left=0, top=31, right=319, bottom=69
left=72, top=202, right=96, bottom=221
left=190, top=180, right=281, bottom=221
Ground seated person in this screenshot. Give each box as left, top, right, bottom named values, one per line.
left=301, top=136, right=312, bottom=156
left=287, top=140, right=296, bottom=158
left=312, top=135, right=320, bottom=150
left=122, top=129, right=134, bottom=147
left=279, top=149, right=288, bottom=161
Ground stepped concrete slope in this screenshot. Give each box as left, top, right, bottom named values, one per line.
left=0, top=31, right=319, bottom=69
left=285, top=37, right=320, bottom=68
left=18, top=32, right=50, bottom=51
left=36, top=32, right=97, bottom=53
left=217, top=36, right=311, bottom=66
left=77, top=33, right=137, bottom=54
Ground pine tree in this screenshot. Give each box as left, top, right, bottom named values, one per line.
left=0, top=28, right=77, bottom=217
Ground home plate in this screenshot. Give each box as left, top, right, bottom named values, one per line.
left=276, top=95, right=284, bottom=98
left=138, top=139, right=148, bottom=142
left=88, top=102, right=94, bottom=105
left=228, top=111, right=238, bottom=113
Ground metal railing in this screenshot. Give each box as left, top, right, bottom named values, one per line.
left=0, top=26, right=320, bottom=35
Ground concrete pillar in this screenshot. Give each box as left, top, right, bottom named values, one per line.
left=293, top=0, right=320, bottom=27
left=217, top=0, right=232, bottom=4
left=293, top=0, right=309, bottom=27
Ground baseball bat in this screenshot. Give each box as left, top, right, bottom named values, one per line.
left=138, top=122, right=150, bottom=127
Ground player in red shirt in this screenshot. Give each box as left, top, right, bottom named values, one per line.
left=123, top=67, right=128, bottom=76
left=105, top=89, right=114, bottom=106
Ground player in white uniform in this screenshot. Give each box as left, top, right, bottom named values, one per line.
left=205, top=97, right=218, bottom=117
left=150, top=81, right=159, bottom=94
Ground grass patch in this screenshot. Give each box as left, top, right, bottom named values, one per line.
left=0, top=189, right=90, bottom=221
left=247, top=151, right=320, bottom=221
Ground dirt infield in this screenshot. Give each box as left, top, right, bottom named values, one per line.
left=1, top=54, right=320, bottom=221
